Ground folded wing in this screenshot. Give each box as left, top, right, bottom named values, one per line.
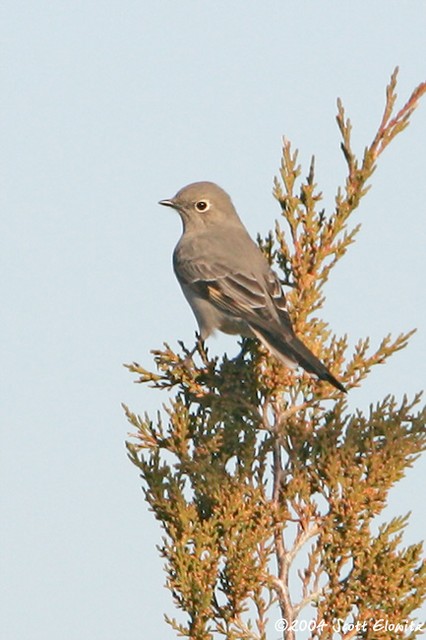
left=175, top=257, right=346, bottom=392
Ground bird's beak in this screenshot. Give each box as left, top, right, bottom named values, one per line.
left=158, top=198, right=176, bottom=209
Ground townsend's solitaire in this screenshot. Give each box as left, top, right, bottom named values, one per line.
left=159, top=181, right=346, bottom=393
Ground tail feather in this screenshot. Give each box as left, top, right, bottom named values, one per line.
left=250, top=325, right=346, bottom=393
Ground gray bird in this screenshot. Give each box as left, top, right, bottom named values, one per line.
left=159, top=181, right=346, bottom=393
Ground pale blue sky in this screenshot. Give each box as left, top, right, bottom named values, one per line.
left=1, top=2, right=425, bottom=639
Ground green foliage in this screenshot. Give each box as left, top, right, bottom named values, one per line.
left=124, top=69, right=426, bottom=639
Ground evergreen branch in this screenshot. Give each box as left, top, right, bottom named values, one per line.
left=271, top=68, right=426, bottom=317
left=125, top=70, right=426, bottom=639
left=293, top=587, right=324, bottom=619
left=370, top=68, right=426, bottom=160
left=272, top=433, right=296, bottom=639
left=344, top=330, right=416, bottom=389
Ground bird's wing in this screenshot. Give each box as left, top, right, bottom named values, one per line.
left=174, top=245, right=346, bottom=392
left=175, top=255, right=294, bottom=336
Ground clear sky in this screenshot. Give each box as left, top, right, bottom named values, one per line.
left=1, top=2, right=425, bottom=639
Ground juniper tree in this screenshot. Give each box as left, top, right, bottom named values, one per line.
left=124, top=69, right=426, bottom=640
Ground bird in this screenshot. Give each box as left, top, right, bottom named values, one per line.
left=159, top=181, right=346, bottom=393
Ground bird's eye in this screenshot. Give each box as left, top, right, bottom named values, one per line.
left=195, top=200, right=209, bottom=212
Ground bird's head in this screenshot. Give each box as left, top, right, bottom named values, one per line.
left=159, top=181, right=241, bottom=232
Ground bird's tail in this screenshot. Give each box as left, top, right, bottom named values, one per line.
left=250, top=325, right=346, bottom=393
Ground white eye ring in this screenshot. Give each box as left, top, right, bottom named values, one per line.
left=195, top=200, right=210, bottom=212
